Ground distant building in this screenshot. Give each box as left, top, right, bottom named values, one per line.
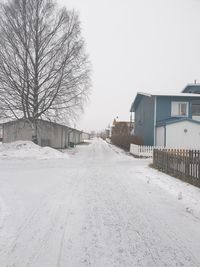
left=105, top=128, right=111, bottom=138
left=1, top=119, right=90, bottom=149
left=111, top=119, right=134, bottom=136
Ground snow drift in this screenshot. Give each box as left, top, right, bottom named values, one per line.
left=0, top=141, right=69, bottom=159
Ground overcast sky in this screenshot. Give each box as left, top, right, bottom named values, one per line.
left=58, top=0, right=200, bottom=132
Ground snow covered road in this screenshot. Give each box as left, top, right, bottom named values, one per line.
left=0, top=139, right=200, bottom=266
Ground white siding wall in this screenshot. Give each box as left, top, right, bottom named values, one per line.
left=3, top=121, right=32, bottom=143
left=192, top=115, right=200, bottom=122
left=81, top=132, right=90, bottom=140
left=156, top=127, right=165, bottom=147
left=166, top=121, right=200, bottom=149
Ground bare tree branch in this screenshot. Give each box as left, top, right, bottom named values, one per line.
left=0, top=0, right=91, bottom=142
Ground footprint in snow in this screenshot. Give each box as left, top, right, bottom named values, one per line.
left=178, top=192, right=183, bottom=200
left=146, top=176, right=150, bottom=183
left=186, top=207, right=193, bottom=214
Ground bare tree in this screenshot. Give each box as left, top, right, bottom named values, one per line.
left=0, top=0, right=91, bottom=143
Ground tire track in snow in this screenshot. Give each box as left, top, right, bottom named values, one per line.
left=56, top=170, right=83, bottom=267
left=0, top=197, right=9, bottom=230
left=0, top=177, right=76, bottom=266
left=26, top=176, right=81, bottom=267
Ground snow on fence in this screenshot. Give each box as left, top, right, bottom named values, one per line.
left=130, top=144, right=164, bottom=158
left=153, top=149, right=200, bottom=188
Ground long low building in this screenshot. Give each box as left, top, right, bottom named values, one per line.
left=0, top=119, right=90, bottom=149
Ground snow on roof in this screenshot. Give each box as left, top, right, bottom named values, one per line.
left=137, top=91, right=200, bottom=97
left=0, top=119, right=87, bottom=134
left=130, top=91, right=200, bottom=112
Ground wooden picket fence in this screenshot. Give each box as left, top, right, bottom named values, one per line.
left=130, top=144, right=164, bottom=157
left=153, top=149, right=200, bottom=187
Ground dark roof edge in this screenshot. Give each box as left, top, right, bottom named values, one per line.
left=0, top=118, right=89, bottom=135
left=182, top=83, right=200, bottom=93
left=156, top=117, right=200, bottom=127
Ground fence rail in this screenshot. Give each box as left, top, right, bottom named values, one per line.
left=153, top=149, right=200, bottom=188
left=130, top=144, right=164, bottom=158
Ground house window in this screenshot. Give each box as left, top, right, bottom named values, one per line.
left=171, top=102, right=188, bottom=117
left=192, top=104, right=200, bottom=115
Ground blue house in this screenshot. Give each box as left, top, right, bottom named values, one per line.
left=130, top=85, right=200, bottom=148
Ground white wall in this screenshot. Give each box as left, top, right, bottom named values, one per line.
left=81, top=132, right=90, bottom=141
left=156, top=127, right=165, bottom=147
left=192, top=115, right=200, bottom=122
left=3, top=120, right=32, bottom=143
left=2, top=120, right=84, bottom=148
left=166, top=121, right=200, bottom=149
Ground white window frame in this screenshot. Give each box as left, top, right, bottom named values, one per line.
left=171, top=101, right=188, bottom=117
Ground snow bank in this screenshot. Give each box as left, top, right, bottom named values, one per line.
left=0, top=141, right=69, bottom=160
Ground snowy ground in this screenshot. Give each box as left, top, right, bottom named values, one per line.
left=0, top=141, right=69, bottom=159
left=0, top=139, right=200, bottom=266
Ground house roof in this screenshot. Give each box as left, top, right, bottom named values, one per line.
left=130, top=91, right=200, bottom=112
left=156, top=117, right=200, bottom=127
left=113, top=120, right=130, bottom=125
left=0, top=119, right=87, bottom=134
left=182, top=84, right=200, bottom=94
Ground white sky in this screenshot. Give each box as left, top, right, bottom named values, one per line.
left=58, top=0, right=200, bottom=132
